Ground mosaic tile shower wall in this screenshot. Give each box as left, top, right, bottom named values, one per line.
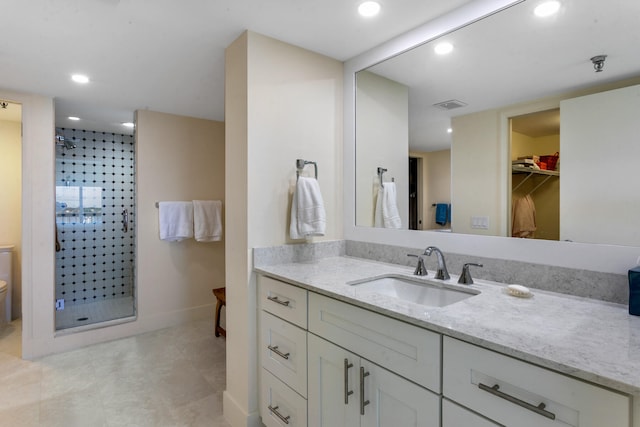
left=55, top=128, right=135, bottom=307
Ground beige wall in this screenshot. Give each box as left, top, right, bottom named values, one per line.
left=411, top=149, right=451, bottom=230
left=17, top=100, right=225, bottom=358
left=224, top=31, right=343, bottom=426
left=136, top=110, right=225, bottom=320
left=356, top=71, right=408, bottom=227
left=0, top=118, right=22, bottom=319
left=451, top=109, right=504, bottom=236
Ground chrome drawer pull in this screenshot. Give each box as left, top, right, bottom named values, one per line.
left=268, top=405, right=290, bottom=424
left=267, top=345, right=290, bottom=360
left=360, top=367, right=370, bottom=415
left=344, top=358, right=354, bottom=404
left=267, top=295, right=291, bottom=306
left=478, top=383, right=556, bottom=420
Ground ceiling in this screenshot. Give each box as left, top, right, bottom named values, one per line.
left=364, top=0, right=640, bottom=152
left=0, top=0, right=475, bottom=134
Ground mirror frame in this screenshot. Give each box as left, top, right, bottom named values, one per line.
left=343, top=0, right=637, bottom=274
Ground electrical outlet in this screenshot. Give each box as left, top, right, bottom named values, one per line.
left=471, top=216, right=489, bottom=230
left=55, top=299, right=64, bottom=311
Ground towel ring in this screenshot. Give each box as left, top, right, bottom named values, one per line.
left=296, top=159, right=318, bottom=180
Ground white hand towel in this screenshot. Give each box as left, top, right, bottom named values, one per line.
left=193, top=200, right=223, bottom=242
left=379, top=183, right=402, bottom=229
left=290, top=177, right=326, bottom=240
left=159, top=201, right=194, bottom=242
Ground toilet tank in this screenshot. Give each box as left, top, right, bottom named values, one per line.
left=0, top=245, right=13, bottom=322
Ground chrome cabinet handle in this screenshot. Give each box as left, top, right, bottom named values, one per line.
left=122, top=208, right=129, bottom=233
left=344, top=358, right=354, bottom=404
left=267, top=295, right=290, bottom=306
left=360, top=367, right=370, bottom=415
left=267, top=405, right=290, bottom=424
left=267, top=345, right=290, bottom=360
left=478, top=383, right=556, bottom=420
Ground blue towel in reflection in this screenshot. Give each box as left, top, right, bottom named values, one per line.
left=447, top=204, right=452, bottom=224
left=435, top=203, right=448, bottom=225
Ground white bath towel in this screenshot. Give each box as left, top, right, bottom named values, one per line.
left=374, top=183, right=402, bottom=229
left=158, top=201, right=194, bottom=242
left=193, top=200, right=223, bottom=242
left=290, top=177, right=326, bottom=240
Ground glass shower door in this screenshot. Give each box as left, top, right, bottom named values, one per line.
left=54, top=128, right=136, bottom=330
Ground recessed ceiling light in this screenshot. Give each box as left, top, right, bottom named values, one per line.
left=447, top=128, right=453, bottom=134
left=434, top=42, right=454, bottom=55
left=534, top=1, right=560, bottom=17
left=122, top=122, right=135, bottom=128
left=71, top=74, right=90, bottom=84
left=68, top=116, right=80, bottom=121
left=358, top=1, right=381, bottom=17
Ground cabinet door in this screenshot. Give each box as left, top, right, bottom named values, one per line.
left=360, top=360, right=440, bottom=427
left=442, top=399, right=500, bottom=427
left=308, top=334, right=360, bottom=427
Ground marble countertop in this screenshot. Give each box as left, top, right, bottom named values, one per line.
left=255, top=256, right=640, bottom=395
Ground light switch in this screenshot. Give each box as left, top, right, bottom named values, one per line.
left=471, top=216, right=489, bottom=229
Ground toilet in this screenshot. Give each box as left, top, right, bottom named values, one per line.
left=0, top=245, right=13, bottom=324
left=0, top=280, right=6, bottom=327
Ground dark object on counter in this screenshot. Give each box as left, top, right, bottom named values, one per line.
left=628, top=267, right=640, bottom=315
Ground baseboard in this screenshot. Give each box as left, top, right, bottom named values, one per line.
left=223, top=391, right=262, bottom=427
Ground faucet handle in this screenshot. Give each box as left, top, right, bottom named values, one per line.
left=458, top=263, right=483, bottom=285
left=407, top=254, right=428, bottom=276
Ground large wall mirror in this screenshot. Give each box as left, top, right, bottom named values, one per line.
left=355, top=0, right=640, bottom=247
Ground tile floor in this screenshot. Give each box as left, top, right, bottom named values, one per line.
left=0, top=318, right=230, bottom=427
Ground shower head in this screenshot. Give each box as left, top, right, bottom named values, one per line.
left=55, top=134, right=76, bottom=149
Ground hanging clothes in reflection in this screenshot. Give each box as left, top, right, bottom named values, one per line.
left=512, top=194, right=536, bottom=238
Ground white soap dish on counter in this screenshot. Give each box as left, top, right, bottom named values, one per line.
left=506, top=284, right=533, bottom=298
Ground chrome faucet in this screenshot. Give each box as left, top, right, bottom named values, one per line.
left=424, top=246, right=450, bottom=280
left=458, top=263, right=483, bottom=285
left=407, top=254, right=428, bottom=276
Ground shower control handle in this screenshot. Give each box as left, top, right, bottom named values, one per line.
left=122, top=208, right=129, bottom=233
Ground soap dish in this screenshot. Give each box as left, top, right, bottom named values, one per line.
left=506, top=284, right=533, bottom=298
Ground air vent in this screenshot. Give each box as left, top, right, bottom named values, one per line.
left=433, top=99, right=467, bottom=110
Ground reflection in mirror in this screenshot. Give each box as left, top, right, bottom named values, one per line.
left=54, top=99, right=137, bottom=330
left=355, top=0, right=640, bottom=246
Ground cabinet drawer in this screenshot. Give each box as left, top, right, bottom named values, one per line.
left=261, top=311, right=308, bottom=397
left=442, top=399, right=500, bottom=427
left=308, top=292, right=441, bottom=392
left=443, top=337, right=630, bottom=427
left=261, top=368, right=307, bottom=427
left=259, top=275, right=308, bottom=328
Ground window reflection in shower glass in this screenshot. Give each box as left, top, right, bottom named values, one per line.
left=55, top=186, right=103, bottom=224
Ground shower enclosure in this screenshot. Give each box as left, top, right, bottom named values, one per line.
left=54, top=127, right=136, bottom=330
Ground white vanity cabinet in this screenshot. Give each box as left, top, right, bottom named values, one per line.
left=308, top=333, right=439, bottom=427
left=258, top=276, right=309, bottom=427
left=443, top=337, right=631, bottom=427
left=308, top=292, right=441, bottom=427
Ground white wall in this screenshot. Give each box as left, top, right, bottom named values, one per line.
left=10, top=91, right=225, bottom=358
left=355, top=71, right=408, bottom=227
left=560, top=84, right=640, bottom=246
left=0, top=118, right=22, bottom=319
left=224, top=31, right=343, bottom=426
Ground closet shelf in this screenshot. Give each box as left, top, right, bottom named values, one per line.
left=512, top=165, right=559, bottom=176
left=512, top=165, right=559, bottom=194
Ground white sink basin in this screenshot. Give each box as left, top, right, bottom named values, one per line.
left=348, top=275, right=479, bottom=307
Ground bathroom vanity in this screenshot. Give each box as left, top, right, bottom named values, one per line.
left=255, top=255, right=638, bottom=427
